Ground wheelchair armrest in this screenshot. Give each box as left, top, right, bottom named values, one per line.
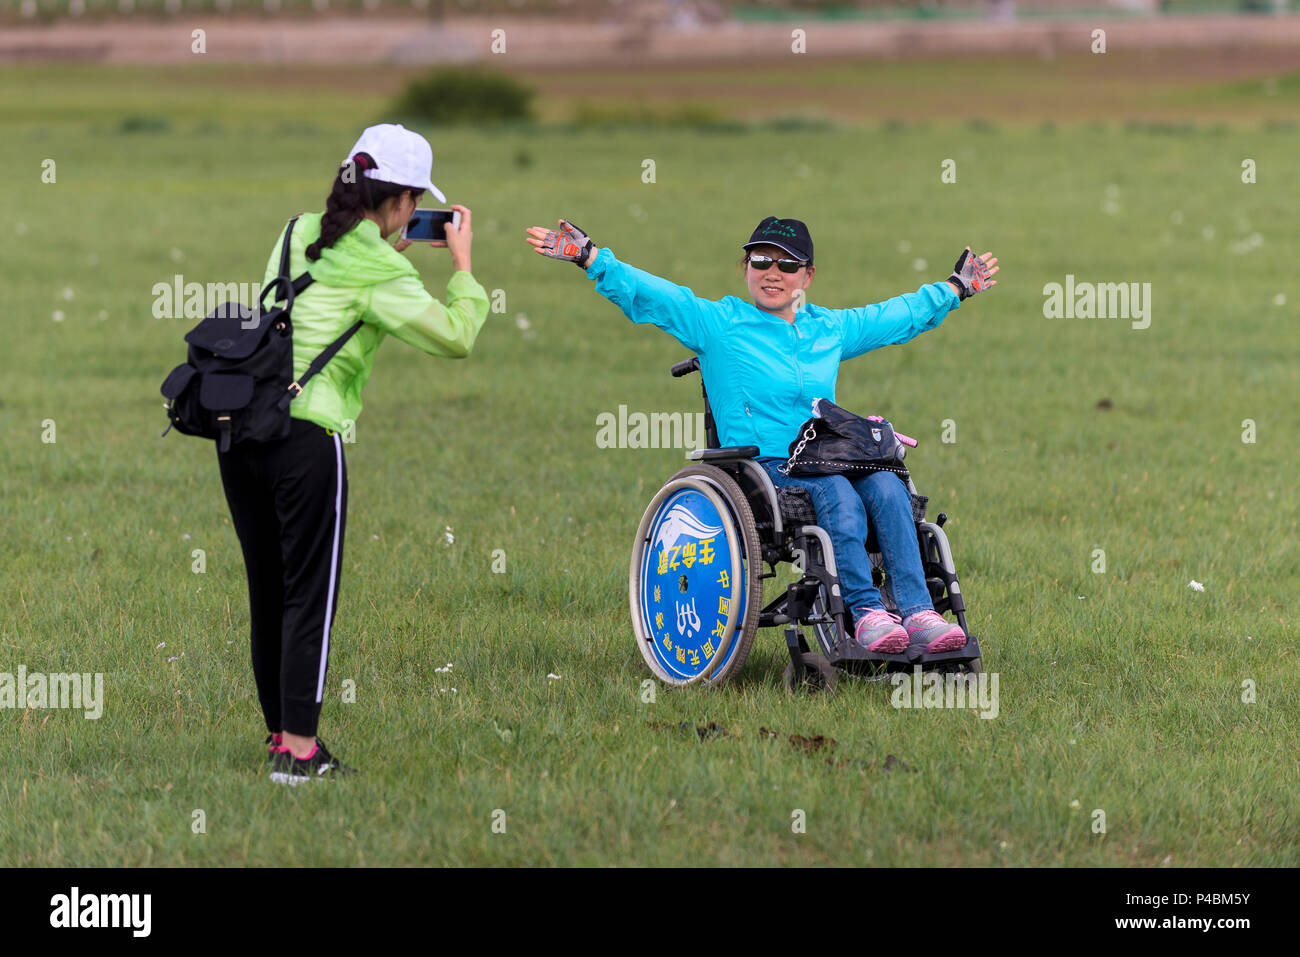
left=686, top=446, right=760, bottom=462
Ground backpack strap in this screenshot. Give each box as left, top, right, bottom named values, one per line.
left=259, top=215, right=360, bottom=410
left=257, top=216, right=316, bottom=318
left=279, top=319, right=365, bottom=409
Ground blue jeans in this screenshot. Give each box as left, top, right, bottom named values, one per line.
left=758, top=458, right=933, bottom=622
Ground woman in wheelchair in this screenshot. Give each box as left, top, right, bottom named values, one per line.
left=525, top=215, right=997, bottom=655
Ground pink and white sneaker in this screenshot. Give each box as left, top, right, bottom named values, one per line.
left=904, top=610, right=967, bottom=653
left=854, top=608, right=908, bottom=654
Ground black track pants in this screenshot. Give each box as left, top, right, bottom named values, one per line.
left=217, top=417, right=347, bottom=737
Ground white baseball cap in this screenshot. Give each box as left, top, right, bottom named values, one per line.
left=345, top=123, right=446, bottom=203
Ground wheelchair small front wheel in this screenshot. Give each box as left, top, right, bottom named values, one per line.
left=783, top=653, right=838, bottom=695
left=630, top=464, right=763, bottom=687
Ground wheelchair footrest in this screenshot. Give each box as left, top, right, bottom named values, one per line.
left=825, top=635, right=982, bottom=670
left=910, top=635, right=981, bottom=666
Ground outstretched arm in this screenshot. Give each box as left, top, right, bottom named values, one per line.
left=840, top=247, right=998, bottom=359
left=524, top=219, right=717, bottom=353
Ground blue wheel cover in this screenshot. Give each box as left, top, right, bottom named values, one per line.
left=639, top=487, right=745, bottom=681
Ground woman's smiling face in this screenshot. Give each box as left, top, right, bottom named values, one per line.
left=743, top=243, right=815, bottom=317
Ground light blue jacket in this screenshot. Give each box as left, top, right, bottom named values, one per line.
left=585, top=247, right=961, bottom=458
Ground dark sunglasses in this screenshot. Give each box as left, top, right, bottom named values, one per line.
left=747, top=255, right=807, bottom=274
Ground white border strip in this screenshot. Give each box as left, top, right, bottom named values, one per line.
left=316, top=432, right=344, bottom=703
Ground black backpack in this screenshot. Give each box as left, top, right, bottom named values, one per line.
left=160, top=216, right=363, bottom=453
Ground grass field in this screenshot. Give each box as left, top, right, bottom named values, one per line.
left=2, top=60, right=1298, bottom=866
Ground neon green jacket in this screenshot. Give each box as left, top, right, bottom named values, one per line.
left=260, top=212, right=489, bottom=434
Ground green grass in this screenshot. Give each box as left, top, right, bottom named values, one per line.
left=1, top=62, right=1297, bottom=866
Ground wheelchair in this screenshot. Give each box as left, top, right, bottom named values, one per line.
left=629, top=357, right=982, bottom=693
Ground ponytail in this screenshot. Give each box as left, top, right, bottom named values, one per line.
left=306, top=151, right=422, bottom=261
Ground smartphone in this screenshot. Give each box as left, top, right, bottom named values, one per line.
left=401, top=208, right=460, bottom=242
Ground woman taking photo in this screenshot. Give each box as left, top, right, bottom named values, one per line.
left=220, top=124, right=489, bottom=783
left=525, top=215, right=996, bottom=657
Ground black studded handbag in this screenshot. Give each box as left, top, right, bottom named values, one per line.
left=779, top=398, right=909, bottom=478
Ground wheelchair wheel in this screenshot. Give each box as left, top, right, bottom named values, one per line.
left=630, top=464, right=763, bottom=687
left=783, top=653, right=838, bottom=695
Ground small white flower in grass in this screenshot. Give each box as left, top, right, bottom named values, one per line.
left=1188, top=580, right=1205, bottom=592
left=372, top=534, right=379, bottom=540
left=182, top=533, right=191, bottom=540
left=435, top=662, right=453, bottom=674
left=897, top=240, right=911, bottom=253
left=1201, top=225, right=1215, bottom=241
left=998, top=840, right=1008, bottom=851
left=1273, top=294, right=1286, bottom=307
left=97, top=310, right=108, bottom=321
left=52, top=311, right=65, bottom=322
left=514, top=314, right=531, bottom=330
left=1069, top=799, right=1081, bottom=809
left=1068, top=738, right=1076, bottom=745
left=547, top=673, right=562, bottom=681
left=157, top=642, right=165, bottom=649
left=444, top=525, right=454, bottom=546
left=911, top=258, right=927, bottom=271
left=169, top=248, right=184, bottom=263
left=61, top=287, right=75, bottom=301
left=168, top=656, right=177, bottom=662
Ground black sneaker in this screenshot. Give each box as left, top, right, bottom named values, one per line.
left=269, top=739, right=355, bottom=785
left=264, top=733, right=283, bottom=763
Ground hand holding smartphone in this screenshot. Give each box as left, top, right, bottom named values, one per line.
left=401, top=208, right=463, bottom=244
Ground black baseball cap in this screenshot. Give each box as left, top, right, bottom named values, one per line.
left=742, top=216, right=813, bottom=264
